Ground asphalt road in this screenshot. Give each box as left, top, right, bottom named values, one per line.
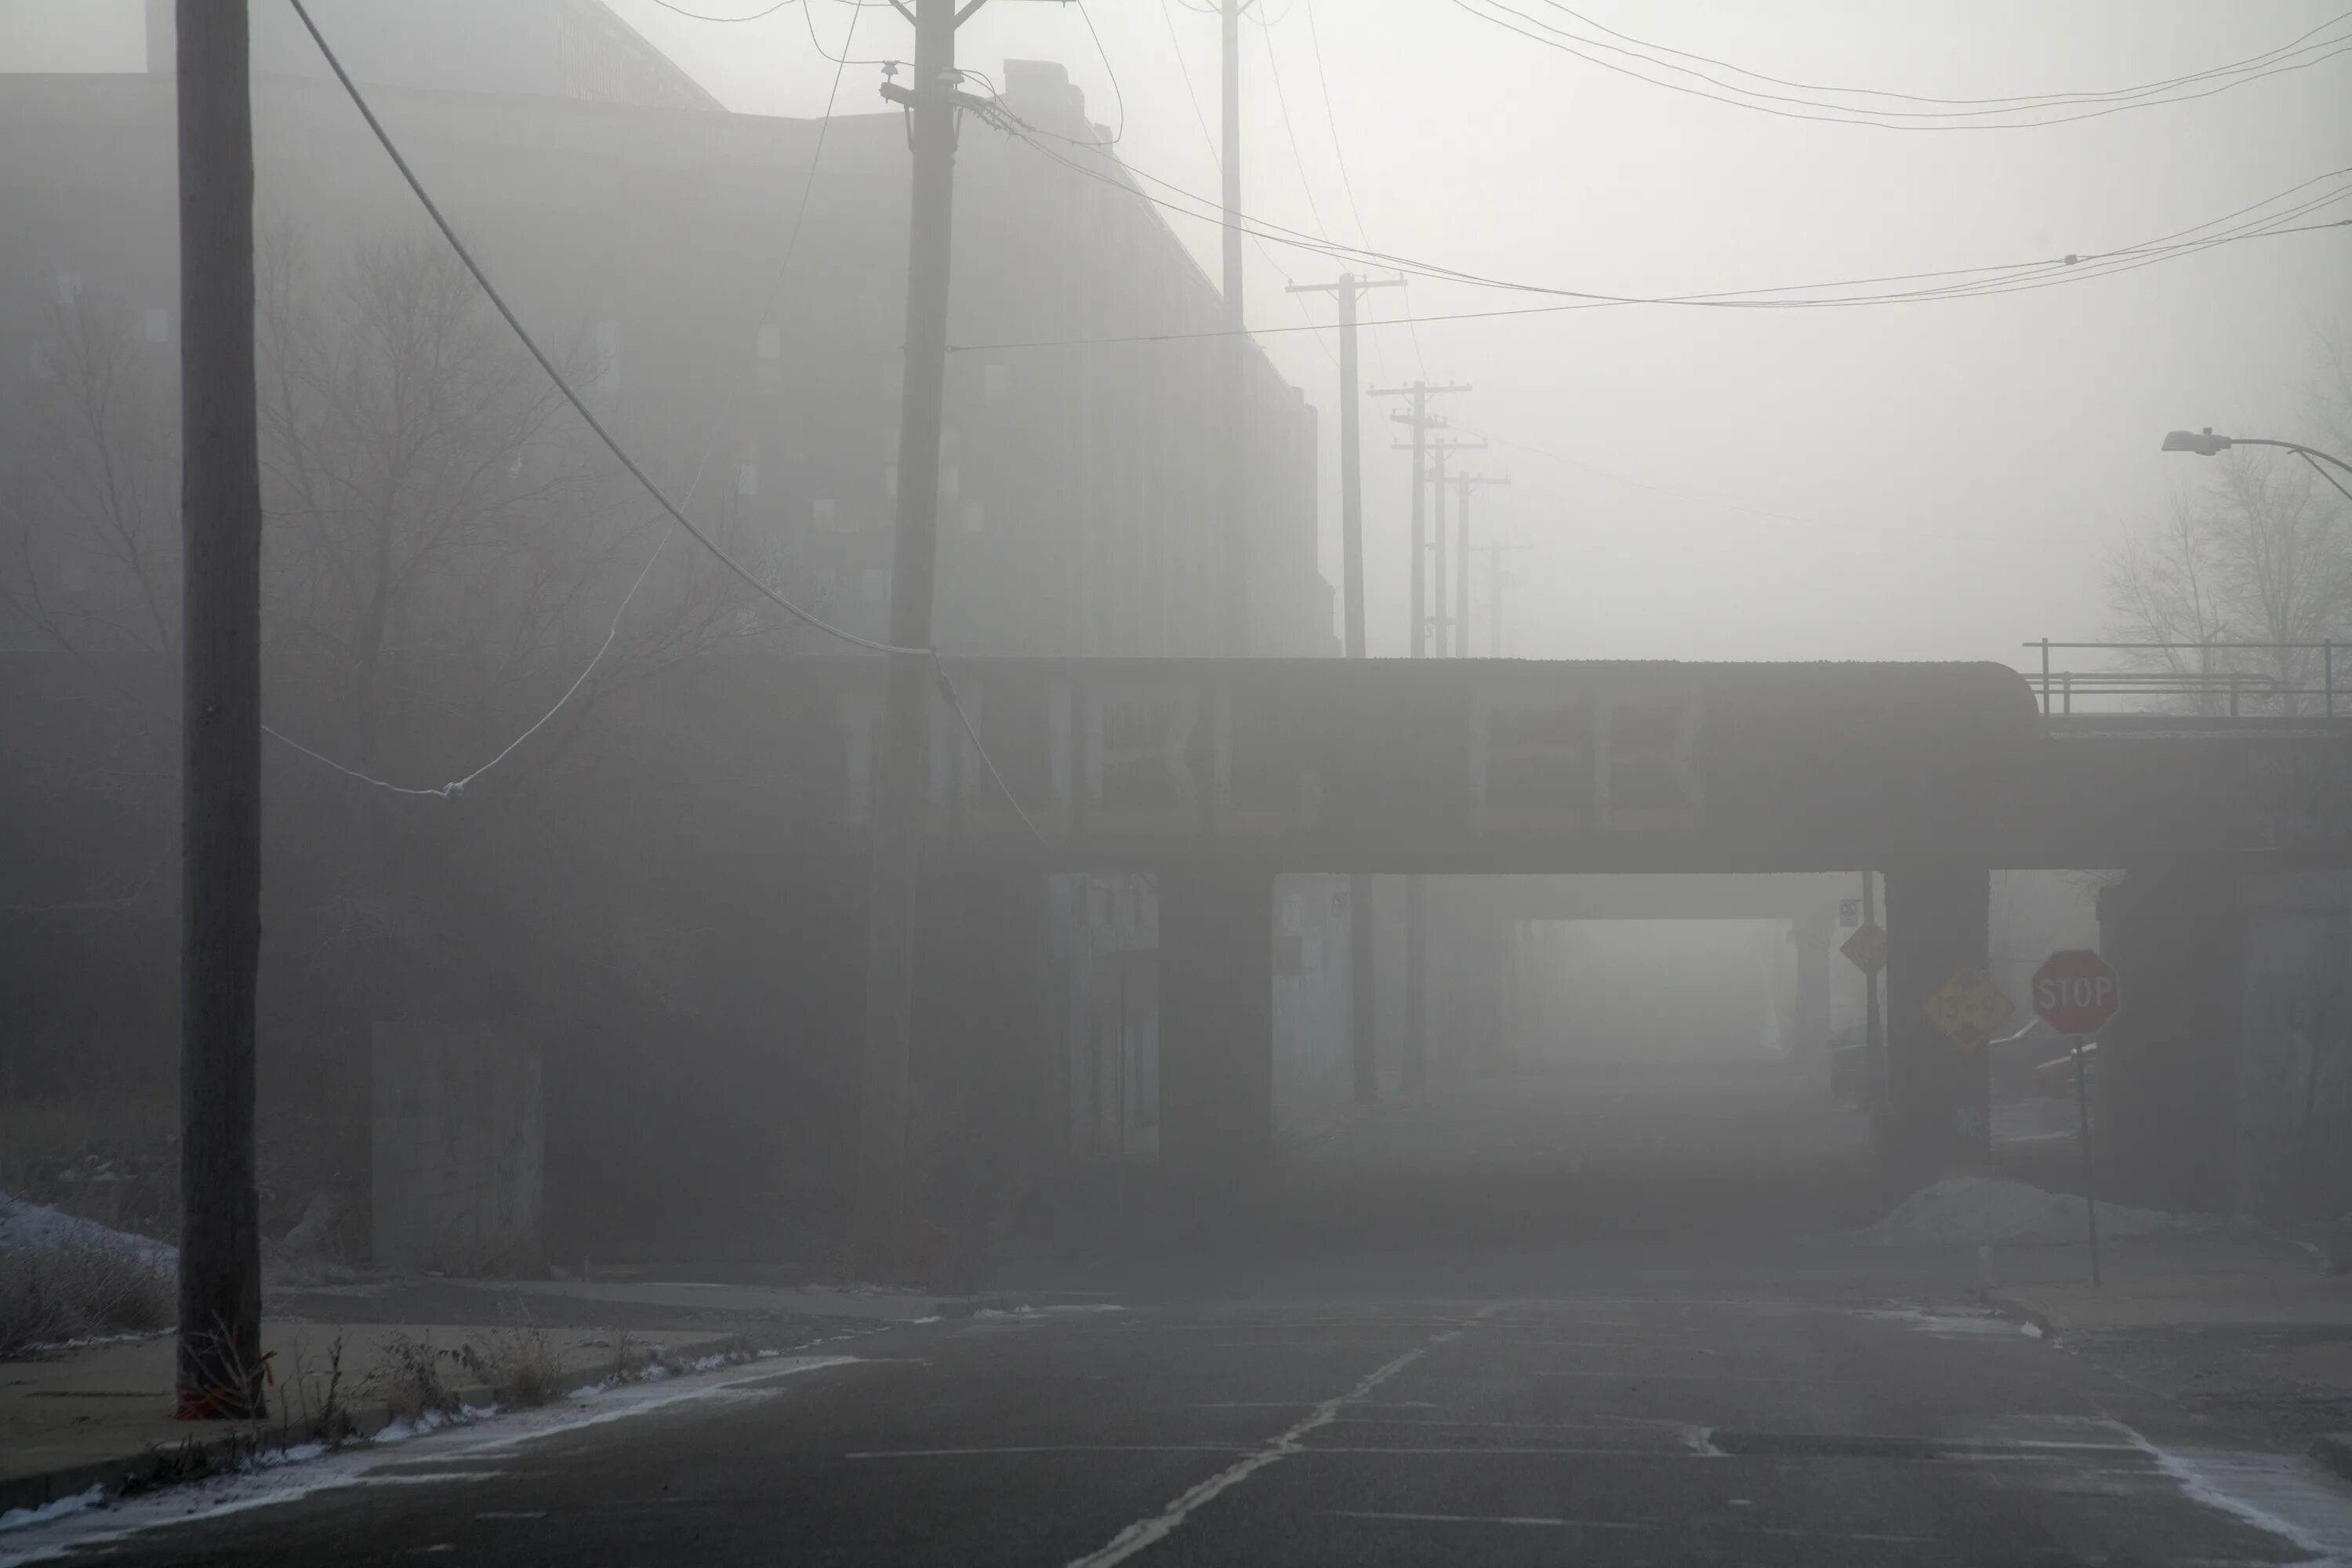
left=23, top=1241, right=2352, bottom=1566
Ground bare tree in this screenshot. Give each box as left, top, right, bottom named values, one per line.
left=0, top=296, right=180, bottom=658
left=2105, top=328, right=2352, bottom=714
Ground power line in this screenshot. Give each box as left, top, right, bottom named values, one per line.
left=285, top=0, right=1050, bottom=849
left=943, top=211, right=2350, bottom=352
left=983, top=107, right=2350, bottom=320
left=653, top=0, right=800, bottom=20
left=1298, top=0, right=1408, bottom=379
left=1451, top=0, right=2352, bottom=131
left=290, top=0, right=916, bottom=659
left=1528, top=0, right=2352, bottom=110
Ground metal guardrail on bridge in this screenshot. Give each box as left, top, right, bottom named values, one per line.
left=2026, top=641, right=2352, bottom=720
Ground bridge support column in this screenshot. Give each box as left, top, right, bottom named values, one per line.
left=1882, top=861, right=1991, bottom=1177
left=1158, top=863, right=1275, bottom=1198
left=1793, top=907, right=1832, bottom=1078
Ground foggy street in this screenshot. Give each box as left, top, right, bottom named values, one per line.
left=19, top=1069, right=2352, bottom=1566
left=5, top=0, right=2352, bottom=1562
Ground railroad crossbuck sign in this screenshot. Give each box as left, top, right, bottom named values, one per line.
left=2031, top=949, right=2121, bottom=1036
left=1924, top=967, right=2016, bottom=1053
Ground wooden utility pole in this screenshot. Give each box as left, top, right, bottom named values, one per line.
left=860, top=0, right=989, bottom=1279
left=1218, top=0, right=1251, bottom=652
left=176, top=0, right=265, bottom=1421
left=1450, top=473, right=1508, bottom=656
left=1287, top=273, right=1400, bottom=1105
left=1373, top=381, right=1464, bottom=1091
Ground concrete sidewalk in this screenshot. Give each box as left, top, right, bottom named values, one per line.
left=1983, top=1229, right=2352, bottom=1467
left=0, top=1275, right=955, bottom=1519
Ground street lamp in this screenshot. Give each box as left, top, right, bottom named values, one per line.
left=2163, top=427, right=2352, bottom=504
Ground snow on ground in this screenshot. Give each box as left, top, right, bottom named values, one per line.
left=0, top=1192, right=173, bottom=1270
left=1855, top=1175, right=2213, bottom=1247
left=0, top=1354, right=864, bottom=1566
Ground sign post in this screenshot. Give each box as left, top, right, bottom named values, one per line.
left=2031, top=949, right=2122, bottom=1287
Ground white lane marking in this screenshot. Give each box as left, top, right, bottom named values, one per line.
left=0, top=1356, right=863, bottom=1567
left=848, top=1446, right=1250, bottom=1459
left=2114, top=1424, right=2352, bottom=1562
left=1065, top=1308, right=1495, bottom=1568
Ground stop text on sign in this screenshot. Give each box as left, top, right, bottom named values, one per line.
left=2036, top=974, right=2115, bottom=1011
left=2030, top=949, right=2122, bottom=1035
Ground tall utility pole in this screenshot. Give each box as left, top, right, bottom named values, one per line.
left=1287, top=273, right=1400, bottom=1105
left=1218, top=0, right=1251, bottom=652
left=861, top=0, right=989, bottom=1279
left=1372, top=381, right=1465, bottom=1091
left=1450, top=473, right=1508, bottom=656
left=176, top=0, right=266, bottom=1421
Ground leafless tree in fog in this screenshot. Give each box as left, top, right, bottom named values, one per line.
left=0, top=296, right=180, bottom=659
left=2105, top=328, right=2352, bottom=714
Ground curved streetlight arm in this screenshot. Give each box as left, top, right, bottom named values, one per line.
left=2165, top=429, right=2352, bottom=505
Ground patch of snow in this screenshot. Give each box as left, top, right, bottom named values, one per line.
left=0, top=1193, right=172, bottom=1271
left=0, top=1356, right=862, bottom=1566
left=0, top=1488, right=103, bottom=1537
left=1853, top=1176, right=2213, bottom=1248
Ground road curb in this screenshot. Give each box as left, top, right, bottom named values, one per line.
left=0, top=1333, right=737, bottom=1525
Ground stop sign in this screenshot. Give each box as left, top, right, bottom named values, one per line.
left=2031, top=949, right=2121, bottom=1034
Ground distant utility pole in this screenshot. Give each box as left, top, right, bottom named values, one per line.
left=1218, top=0, right=1254, bottom=652
left=1288, top=272, right=1401, bottom=1105
left=1373, top=381, right=1468, bottom=659
left=176, top=0, right=266, bottom=1421
left=1417, top=437, right=1486, bottom=657
left=860, top=0, right=993, bottom=1280
left=1480, top=539, right=1534, bottom=657
left=1372, top=380, right=1465, bottom=1091
left=1451, top=473, right=1506, bottom=657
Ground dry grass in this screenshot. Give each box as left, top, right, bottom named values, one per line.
left=358, top=1333, right=461, bottom=1425
left=0, top=1229, right=174, bottom=1359
left=466, top=1320, right=564, bottom=1408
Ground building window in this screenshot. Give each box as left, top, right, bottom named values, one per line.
left=593, top=321, right=622, bottom=393
left=143, top=307, right=169, bottom=343
left=962, top=499, right=985, bottom=533
left=56, top=271, right=81, bottom=305
left=818, top=567, right=839, bottom=597
left=983, top=361, right=1009, bottom=404
left=737, top=463, right=758, bottom=498
left=814, top=497, right=840, bottom=531
left=860, top=567, right=889, bottom=603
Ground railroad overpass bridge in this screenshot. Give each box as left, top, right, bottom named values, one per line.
left=626, top=655, right=2352, bottom=1184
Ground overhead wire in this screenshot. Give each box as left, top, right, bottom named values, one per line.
left=980, top=100, right=2350, bottom=320
left=1528, top=0, right=2352, bottom=110
left=1450, top=0, right=2352, bottom=132
left=288, top=0, right=1054, bottom=843
left=1298, top=0, right=1406, bottom=378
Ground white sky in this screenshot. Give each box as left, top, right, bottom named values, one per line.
left=6, top=0, right=2348, bottom=663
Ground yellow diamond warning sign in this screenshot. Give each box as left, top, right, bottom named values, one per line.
left=1840, top=921, right=1886, bottom=976
left=1923, top=967, right=2016, bottom=1054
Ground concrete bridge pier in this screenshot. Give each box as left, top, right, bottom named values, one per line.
left=1156, top=863, right=1276, bottom=1201
left=1792, top=904, right=1833, bottom=1074
left=1882, top=860, right=1992, bottom=1176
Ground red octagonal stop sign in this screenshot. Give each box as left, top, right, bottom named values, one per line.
left=2031, top=949, right=2121, bottom=1035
